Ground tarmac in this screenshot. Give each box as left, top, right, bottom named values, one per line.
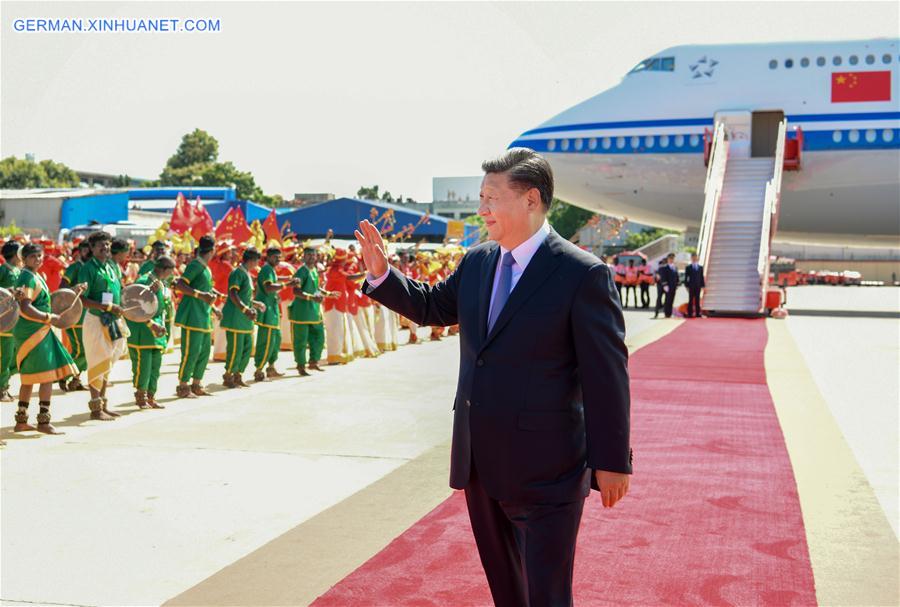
left=1, top=285, right=897, bottom=606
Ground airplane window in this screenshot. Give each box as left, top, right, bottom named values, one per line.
left=848, top=129, right=859, bottom=143
left=689, top=134, right=700, bottom=147
left=547, top=139, right=557, bottom=151
left=865, top=129, right=876, bottom=143
left=616, top=137, right=626, bottom=149
left=833, top=56, right=842, bottom=66
left=884, top=130, right=895, bottom=143
left=785, top=58, right=794, bottom=68
left=832, top=130, right=843, bottom=143
left=864, top=54, right=874, bottom=65
left=660, top=57, right=675, bottom=71
left=574, top=138, right=583, bottom=151
left=602, top=137, right=611, bottom=150
left=674, top=134, right=685, bottom=147
left=630, top=136, right=640, bottom=149
left=849, top=55, right=858, bottom=65
left=628, top=57, right=673, bottom=74
left=588, top=138, right=597, bottom=150
left=883, top=54, right=892, bottom=64
left=769, top=59, right=778, bottom=69
left=817, top=56, right=826, bottom=66
left=800, top=57, right=810, bottom=67
left=645, top=136, right=655, bottom=148
left=560, top=139, right=570, bottom=151
left=660, top=135, right=670, bottom=148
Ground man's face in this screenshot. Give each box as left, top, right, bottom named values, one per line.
left=25, top=251, right=43, bottom=271
left=91, top=239, right=110, bottom=261
left=479, top=172, right=535, bottom=245
left=246, top=257, right=261, bottom=271
left=158, top=266, right=175, bottom=281
left=691, top=255, right=699, bottom=264
left=304, top=251, right=317, bottom=266
left=268, top=252, right=281, bottom=266
left=113, top=250, right=129, bottom=265
left=78, top=245, right=90, bottom=260
left=667, top=256, right=675, bottom=265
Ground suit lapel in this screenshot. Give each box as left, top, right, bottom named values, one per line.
left=478, top=244, right=500, bottom=343
left=480, top=230, right=564, bottom=351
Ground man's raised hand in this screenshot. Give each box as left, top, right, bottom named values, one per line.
left=354, top=220, right=388, bottom=278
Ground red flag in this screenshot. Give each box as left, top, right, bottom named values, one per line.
left=170, top=192, right=195, bottom=235
left=191, top=197, right=215, bottom=241
left=262, top=210, right=280, bottom=243
left=831, top=71, right=891, bottom=103
left=215, top=206, right=252, bottom=244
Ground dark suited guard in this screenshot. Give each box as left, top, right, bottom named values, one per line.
left=684, top=253, right=705, bottom=318
left=654, top=253, right=679, bottom=318
left=357, top=149, right=632, bottom=607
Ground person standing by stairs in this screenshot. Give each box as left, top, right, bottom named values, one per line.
left=653, top=253, right=679, bottom=319
left=684, top=253, right=705, bottom=318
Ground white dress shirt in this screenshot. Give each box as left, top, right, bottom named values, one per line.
left=367, top=221, right=552, bottom=330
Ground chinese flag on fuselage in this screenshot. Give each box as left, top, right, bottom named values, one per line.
left=262, top=210, right=281, bottom=243
left=215, top=205, right=252, bottom=244
left=191, top=197, right=215, bottom=241
left=831, top=71, right=891, bottom=103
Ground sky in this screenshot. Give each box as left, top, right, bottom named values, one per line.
left=2, top=1, right=898, bottom=202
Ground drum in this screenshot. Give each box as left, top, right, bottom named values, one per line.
left=0, top=287, right=19, bottom=333
left=121, top=283, right=158, bottom=322
left=50, top=289, right=83, bottom=329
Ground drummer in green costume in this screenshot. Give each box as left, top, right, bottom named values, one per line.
left=221, top=246, right=263, bottom=389
left=289, top=246, right=330, bottom=376
left=141, top=239, right=174, bottom=347
left=126, top=256, right=175, bottom=410
left=253, top=245, right=298, bottom=382
left=0, top=241, right=23, bottom=403
left=58, top=239, right=91, bottom=393
left=79, top=230, right=130, bottom=421
left=12, top=243, right=81, bottom=435
left=173, top=235, right=221, bottom=399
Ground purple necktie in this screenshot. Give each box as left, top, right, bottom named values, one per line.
left=488, top=252, right=515, bottom=333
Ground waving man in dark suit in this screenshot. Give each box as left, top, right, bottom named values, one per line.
left=356, top=148, right=632, bottom=607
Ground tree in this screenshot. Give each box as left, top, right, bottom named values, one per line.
left=547, top=199, right=595, bottom=240
left=381, top=190, right=393, bottom=203
left=0, top=156, right=79, bottom=188
left=157, top=129, right=281, bottom=206
left=165, top=129, right=219, bottom=170
left=357, top=185, right=380, bottom=200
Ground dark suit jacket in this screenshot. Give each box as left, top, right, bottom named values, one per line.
left=364, top=230, right=632, bottom=503
left=684, top=263, right=705, bottom=290
left=657, top=264, right=680, bottom=290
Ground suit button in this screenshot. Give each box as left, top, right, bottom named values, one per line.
left=476, top=359, right=484, bottom=367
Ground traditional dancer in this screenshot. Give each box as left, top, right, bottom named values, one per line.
left=13, top=243, right=80, bottom=434
left=289, top=246, right=328, bottom=376
left=125, top=256, right=175, bottom=409
left=79, top=231, right=130, bottom=420
left=59, top=239, right=91, bottom=392
left=253, top=245, right=297, bottom=381
left=323, top=248, right=352, bottom=364
left=0, top=240, right=23, bottom=402
left=173, top=235, right=219, bottom=399
left=221, top=247, right=262, bottom=388
left=209, top=241, right=236, bottom=363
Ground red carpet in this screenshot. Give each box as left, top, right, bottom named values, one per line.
left=314, top=319, right=817, bottom=606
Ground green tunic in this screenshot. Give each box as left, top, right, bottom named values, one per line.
left=126, top=272, right=169, bottom=349
left=254, top=264, right=280, bottom=328
left=138, top=259, right=155, bottom=276
left=221, top=266, right=254, bottom=333
left=78, top=257, right=122, bottom=317
left=174, top=258, right=213, bottom=331
left=13, top=269, right=77, bottom=384
left=288, top=265, right=322, bottom=323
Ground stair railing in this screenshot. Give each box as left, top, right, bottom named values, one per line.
left=756, top=119, right=787, bottom=311
left=697, top=121, right=727, bottom=273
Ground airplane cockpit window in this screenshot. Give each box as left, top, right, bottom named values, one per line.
left=628, top=57, right=675, bottom=74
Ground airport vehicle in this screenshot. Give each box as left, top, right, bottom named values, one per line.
left=513, top=39, right=898, bottom=314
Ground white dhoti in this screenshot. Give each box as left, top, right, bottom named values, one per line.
left=353, top=310, right=379, bottom=356
left=324, top=309, right=349, bottom=364
left=83, top=313, right=129, bottom=390
left=280, top=301, right=293, bottom=350
left=347, top=312, right=365, bottom=357
left=390, top=310, right=400, bottom=347
left=374, top=304, right=397, bottom=352
left=212, top=310, right=227, bottom=361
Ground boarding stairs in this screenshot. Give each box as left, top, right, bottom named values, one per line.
left=697, top=120, right=791, bottom=315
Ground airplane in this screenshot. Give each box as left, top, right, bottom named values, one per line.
left=510, top=39, right=900, bottom=247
